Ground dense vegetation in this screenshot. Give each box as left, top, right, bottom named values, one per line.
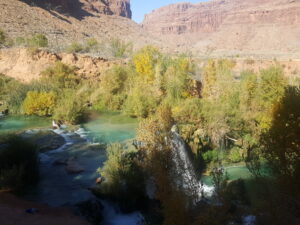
left=0, top=28, right=299, bottom=224
left=0, top=135, right=39, bottom=194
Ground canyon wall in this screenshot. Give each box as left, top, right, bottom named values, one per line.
left=142, top=0, right=300, bottom=58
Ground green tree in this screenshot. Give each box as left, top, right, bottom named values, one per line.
left=262, top=86, right=300, bottom=192
left=255, top=67, right=286, bottom=129
left=97, top=143, right=145, bottom=211
left=53, top=90, right=86, bottom=124
left=41, top=62, right=79, bottom=89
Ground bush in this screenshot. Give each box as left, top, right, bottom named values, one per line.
left=53, top=90, right=86, bottom=124
left=96, top=144, right=145, bottom=211
left=85, top=38, right=99, bottom=52
left=227, top=147, right=244, bottom=163
left=6, top=80, right=54, bottom=114
left=0, top=135, right=39, bottom=193
left=66, top=42, right=84, bottom=53
left=41, top=62, right=79, bottom=89
left=124, top=85, right=158, bottom=118
left=202, top=149, right=219, bottom=163
left=0, top=29, right=6, bottom=46
left=27, top=34, right=48, bottom=48
left=0, top=29, right=13, bottom=48
left=22, top=91, right=56, bottom=116
left=93, top=66, right=128, bottom=111
left=15, top=34, right=48, bottom=48
left=110, top=38, right=132, bottom=58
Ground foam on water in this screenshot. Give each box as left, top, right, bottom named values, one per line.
left=171, top=130, right=215, bottom=199
left=101, top=200, right=144, bottom=225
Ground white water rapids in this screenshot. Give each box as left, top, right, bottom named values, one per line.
left=171, top=130, right=214, bottom=200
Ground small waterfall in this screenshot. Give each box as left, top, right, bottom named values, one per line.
left=170, top=128, right=214, bottom=200
left=100, top=200, right=144, bottom=225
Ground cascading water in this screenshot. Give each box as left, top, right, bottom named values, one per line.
left=170, top=128, right=214, bottom=200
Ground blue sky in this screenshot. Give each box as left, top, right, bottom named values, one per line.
left=131, top=0, right=205, bottom=23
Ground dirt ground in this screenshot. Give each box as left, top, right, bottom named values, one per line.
left=0, top=192, right=89, bottom=225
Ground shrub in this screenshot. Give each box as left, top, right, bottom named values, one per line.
left=100, top=66, right=128, bottom=95
left=96, top=144, right=145, bottom=211
left=124, top=85, right=158, bottom=118
left=15, top=37, right=26, bottom=46
left=0, top=29, right=6, bottom=46
left=85, top=38, right=99, bottom=52
left=53, top=90, right=86, bottom=124
left=110, top=38, right=132, bottom=58
left=0, top=135, right=39, bottom=193
left=0, top=29, right=13, bottom=47
left=27, top=34, right=48, bottom=48
left=94, top=66, right=128, bottom=111
left=66, top=42, right=84, bottom=53
left=41, top=62, right=79, bottom=89
left=22, top=91, right=56, bottom=116
left=227, top=147, right=244, bottom=163
left=202, top=149, right=219, bottom=163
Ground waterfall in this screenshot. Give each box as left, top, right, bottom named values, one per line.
left=170, top=128, right=214, bottom=200
left=100, top=200, right=144, bottom=225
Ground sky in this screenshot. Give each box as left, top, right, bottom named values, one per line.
left=131, top=0, right=205, bottom=23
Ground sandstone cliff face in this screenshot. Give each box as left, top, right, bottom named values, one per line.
left=142, top=0, right=300, bottom=58
left=0, top=0, right=160, bottom=51
left=22, top=0, right=132, bottom=18
left=0, top=48, right=124, bottom=82
left=143, top=0, right=300, bottom=35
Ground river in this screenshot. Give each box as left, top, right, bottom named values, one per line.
left=0, top=114, right=256, bottom=224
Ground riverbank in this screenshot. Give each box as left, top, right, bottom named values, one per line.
left=0, top=192, right=89, bottom=225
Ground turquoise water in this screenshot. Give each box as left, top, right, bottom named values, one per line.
left=202, top=166, right=254, bottom=186
left=0, top=115, right=51, bottom=134
left=82, top=112, right=138, bottom=143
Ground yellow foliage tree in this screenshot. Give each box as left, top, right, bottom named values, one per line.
left=202, top=59, right=217, bottom=99
left=23, top=91, right=56, bottom=116
left=133, top=46, right=161, bottom=82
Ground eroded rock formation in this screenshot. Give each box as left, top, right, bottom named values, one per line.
left=142, top=0, right=300, bottom=57
left=22, top=0, right=132, bottom=18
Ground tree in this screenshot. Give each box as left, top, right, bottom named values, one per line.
left=41, top=62, right=79, bottom=89
left=96, top=143, right=145, bottom=211
left=136, top=106, right=192, bottom=225
left=0, top=135, right=39, bottom=193
left=255, top=67, right=286, bottom=130
left=262, top=86, right=300, bottom=192
left=133, top=46, right=161, bottom=81
left=202, top=59, right=217, bottom=98
left=22, top=91, right=56, bottom=116
left=53, top=90, right=86, bottom=124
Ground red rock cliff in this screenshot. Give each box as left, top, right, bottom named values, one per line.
left=23, top=0, right=132, bottom=18
left=141, top=0, right=300, bottom=57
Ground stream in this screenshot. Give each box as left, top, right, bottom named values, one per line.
left=0, top=114, right=256, bottom=225
left=0, top=113, right=143, bottom=225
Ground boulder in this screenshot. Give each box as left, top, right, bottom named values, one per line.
left=65, top=157, right=85, bottom=174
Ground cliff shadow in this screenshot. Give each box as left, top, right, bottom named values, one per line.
left=20, top=0, right=93, bottom=21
